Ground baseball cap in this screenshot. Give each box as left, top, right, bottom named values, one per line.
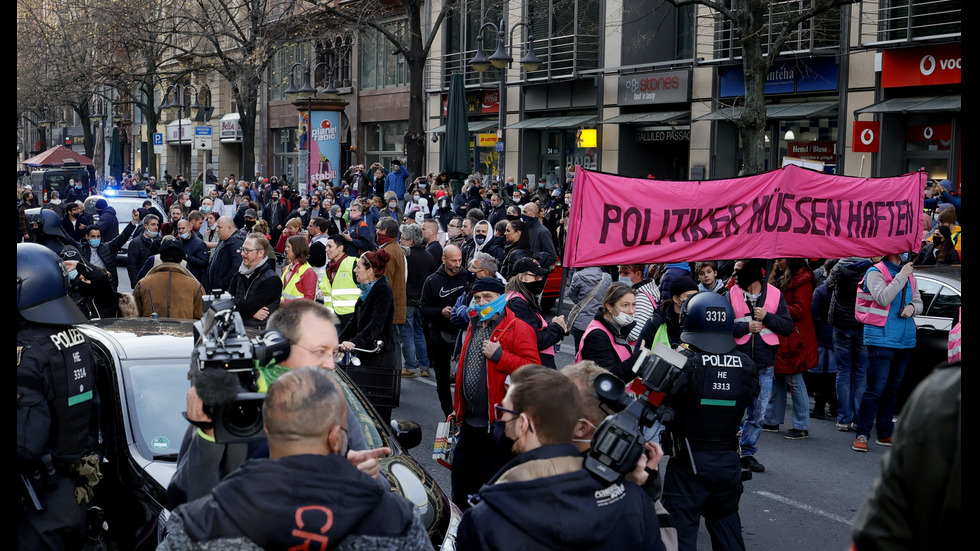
left=513, top=256, right=551, bottom=277
left=244, top=208, right=258, bottom=219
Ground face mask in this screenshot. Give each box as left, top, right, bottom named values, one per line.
left=932, top=237, right=942, bottom=246
left=201, top=205, right=211, bottom=214
left=513, top=195, right=521, bottom=203
left=419, top=184, right=426, bottom=189
left=389, top=201, right=397, bottom=209
left=245, top=220, right=256, bottom=229
left=618, top=275, right=633, bottom=285
left=68, top=269, right=79, bottom=281
left=613, top=310, right=634, bottom=326
left=89, top=238, right=101, bottom=248
left=506, top=214, right=519, bottom=222
left=413, top=195, right=420, bottom=201
left=343, top=193, right=350, bottom=199
left=473, top=294, right=506, bottom=321
left=184, top=200, right=192, bottom=207
left=376, top=233, right=393, bottom=246
left=151, top=194, right=157, bottom=199
left=76, top=184, right=82, bottom=189
left=180, top=232, right=190, bottom=240
left=145, top=230, right=159, bottom=238
left=318, top=186, right=325, bottom=191
left=475, top=235, right=486, bottom=245
left=524, top=279, right=546, bottom=297
left=521, top=214, right=535, bottom=224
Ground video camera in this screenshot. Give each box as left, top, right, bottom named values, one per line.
left=585, top=343, right=689, bottom=484
left=189, top=298, right=291, bottom=443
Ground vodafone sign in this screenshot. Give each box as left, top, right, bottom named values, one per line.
left=852, top=121, right=880, bottom=153
left=882, top=44, right=961, bottom=88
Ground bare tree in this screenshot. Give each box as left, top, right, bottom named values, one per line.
left=174, top=0, right=309, bottom=181
left=306, top=0, right=461, bottom=180
left=668, top=0, right=860, bottom=175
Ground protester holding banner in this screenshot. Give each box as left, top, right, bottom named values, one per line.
left=575, top=282, right=643, bottom=383
left=763, top=259, right=818, bottom=440
left=851, top=254, right=922, bottom=453
left=729, top=259, right=794, bottom=473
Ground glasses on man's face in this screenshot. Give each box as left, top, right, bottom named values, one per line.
left=494, top=403, right=534, bottom=432
left=291, top=341, right=335, bottom=360
left=237, top=247, right=262, bottom=254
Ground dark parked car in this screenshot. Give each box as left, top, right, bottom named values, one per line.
left=897, top=264, right=961, bottom=411
left=79, top=317, right=460, bottom=550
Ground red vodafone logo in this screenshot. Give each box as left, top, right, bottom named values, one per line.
left=852, top=121, right=880, bottom=153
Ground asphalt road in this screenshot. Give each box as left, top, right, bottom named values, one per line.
left=118, top=267, right=884, bottom=550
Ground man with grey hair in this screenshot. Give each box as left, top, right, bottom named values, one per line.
left=468, top=251, right=507, bottom=284
left=205, top=215, right=244, bottom=293
left=399, top=223, right=438, bottom=378
left=159, top=367, right=430, bottom=551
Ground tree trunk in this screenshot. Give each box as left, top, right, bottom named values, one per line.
left=404, top=0, right=426, bottom=180
left=235, top=78, right=260, bottom=181
left=736, top=1, right=771, bottom=176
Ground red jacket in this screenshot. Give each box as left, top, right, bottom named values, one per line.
left=774, top=267, right=819, bottom=375
left=453, top=308, right=541, bottom=424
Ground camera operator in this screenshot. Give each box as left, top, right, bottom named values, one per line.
left=168, top=300, right=391, bottom=509
left=659, top=292, right=759, bottom=551
left=159, top=367, right=430, bottom=551
left=456, top=364, right=666, bottom=551
left=562, top=360, right=678, bottom=551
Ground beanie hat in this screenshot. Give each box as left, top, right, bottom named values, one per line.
left=160, top=239, right=186, bottom=263
left=670, top=276, right=699, bottom=298
left=59, top=246, right=82, bottom=263
left=938, top=206, right=957, bottom=225
left=95, top=199, right=108, bottom=211
left=471, top=277, right=505, bottom=295
left=939, top=179, right=953, bottom=192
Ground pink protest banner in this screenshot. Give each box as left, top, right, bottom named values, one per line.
left=564, top=164, right=926, bottom=267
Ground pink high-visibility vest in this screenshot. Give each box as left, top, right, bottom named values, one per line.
left=574, top=319, right=635, bottom=363
left=948, top=308, right=961, bottom=363
left=730, top=283, right=781, bottom=346
left=854, top=262, right=916, bottom=327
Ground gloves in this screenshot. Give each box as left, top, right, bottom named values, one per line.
left=72, top=454, right=103, bottom=504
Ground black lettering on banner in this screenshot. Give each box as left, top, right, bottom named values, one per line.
left=727, top=204, right=746, bottom=237
left=826, top=199, right=842, bottom=237
left=622, top=207, right=642, bottom=246
left=886, top=202, right=897, bottom=236
left=862, top=202, right=876, bottom=238
left=600, top=204, right=621, bottom=244
left=764, top=193, right=781, bottom=232
left=846, top=200, right=862, bottom=238
left=669, top=209, right=689, bottom=243
left=793, top=197, right=812, bottom=234
left=639, top=209, right=656, bottom=246
left=688, top=209, right=709, bottom=242
left=747, top=194, right=772, bottom=234
left=874, top=201, right=888, bottom=238
left=707, top=207, right=730, bottom=239
left=809, top=198, right=827, bottom=236
left=776, top=193, right=795, bottom=232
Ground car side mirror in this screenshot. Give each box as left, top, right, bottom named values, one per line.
left=390, top=419, right=422, bottom=450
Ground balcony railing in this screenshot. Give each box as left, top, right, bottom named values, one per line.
left=425, top=32, right=600, bottom=93
left=857, top=0, right=961, bottom=47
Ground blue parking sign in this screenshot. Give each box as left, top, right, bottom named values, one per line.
left=153, top=133, right=163, bottom=145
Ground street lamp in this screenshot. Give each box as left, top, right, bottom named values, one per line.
left=162, top=83, right=201, bottom=180
left=470, top=17, right=540, bottom=180
left=38, top=109, right=54, bottom=151
left=285, top=61, right=340, bottom=192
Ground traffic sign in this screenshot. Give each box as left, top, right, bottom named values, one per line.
left=194, top=126, right=213, bottom=150
left=153, top=132, right=164, bottom=154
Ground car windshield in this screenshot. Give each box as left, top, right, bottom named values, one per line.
left=120, top=359, right=388, bottom=459
left=120, top=360, right=193, bottom=459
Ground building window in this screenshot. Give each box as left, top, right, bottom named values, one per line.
left=360, top=20, right=410, bottom=90
left=269, top=43, right=311, bottom=101
left=364, top=121, right=408, bottom=167
left=527, top=0, right=601, bottom=78
left=316, top=35, right=353, bottom=89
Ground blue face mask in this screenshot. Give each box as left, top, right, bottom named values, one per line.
left=200, top=205, right=211, bottom=214
left=89, top=238, right=101, bottom=248
left=68, top=269, right=79, bottom=281
left=180, top=232, right=191, bottom=240
left=471, top=294, right=506, bottom=321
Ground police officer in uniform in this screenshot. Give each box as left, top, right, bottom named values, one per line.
left=31, top=208, right=75, bottom=255
left=17, top=243, right=101, bottom=550
left=660, top=291, right=759, bottom=551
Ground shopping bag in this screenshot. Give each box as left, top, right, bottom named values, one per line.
left=432, top=414, right=458, bottom=469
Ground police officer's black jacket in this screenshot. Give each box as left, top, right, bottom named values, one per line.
left=161, top=454, right=429, bottom=551
left=664, top=346, right=759, bottom=449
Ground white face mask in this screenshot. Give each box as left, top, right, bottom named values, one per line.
left=184, top=200, right=192, bottom=207
left=611, top=308, right=634, bottom=326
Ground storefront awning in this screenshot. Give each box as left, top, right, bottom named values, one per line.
left=599, top=111, right=689, bottom=124
left=506, top=115, right=597, bottom=130
left=694, top=101, right=838, bottom=122
left=426, top=120, right=500, bottom=134
left=854, top=95, right=961, bottom=115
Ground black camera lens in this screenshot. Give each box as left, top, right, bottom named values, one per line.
left=221, top=402, right=264, bottom=439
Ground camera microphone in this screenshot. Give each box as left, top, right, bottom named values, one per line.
left=191, top=368, right=242, bottom=408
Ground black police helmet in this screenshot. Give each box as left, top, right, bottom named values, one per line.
left=679, top=291, right=736, bottom=354
left=35, top=208, right=68, bottom=238
left=17, top=243, right=88, bottom=325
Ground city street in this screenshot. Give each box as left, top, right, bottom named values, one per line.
left=116, top=267, right=891, bottom=550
